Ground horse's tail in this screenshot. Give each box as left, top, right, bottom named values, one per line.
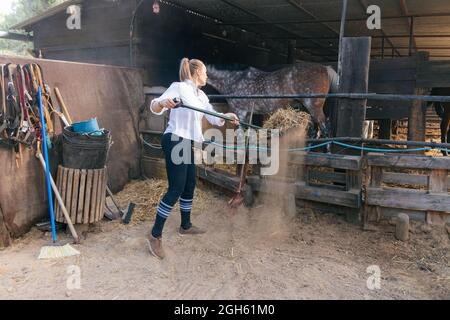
left=326, top=66, right=339, bottom=93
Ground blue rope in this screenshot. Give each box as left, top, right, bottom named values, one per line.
left=332, top=141, right=432, bottom=153
left=206, top=140, right=450, bottom=153
left=143, top=138, right=449, bottom=153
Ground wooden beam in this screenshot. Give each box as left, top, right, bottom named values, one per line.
left=367, top=153, right=450, bottom=170
left=408, top=52, right=429, bottom=146
left=366, top=187, right=450, bottom=212
left=334, top=37, right=371, bottom=153
left=289, top=152, right=363, bottom=170
left=247, top=177, right=361, bottom=208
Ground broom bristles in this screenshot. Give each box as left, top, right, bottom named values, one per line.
left=38, top=244, right=80, bottom=259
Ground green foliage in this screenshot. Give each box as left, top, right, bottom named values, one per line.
left=0, top=0, right=67, bottom=57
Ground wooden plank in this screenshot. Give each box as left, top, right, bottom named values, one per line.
left=369, top=68, right=416, bottom=82
left=370, top=166, right=383, bottom=188
left=427, top=169, right=449, bottom=225
left=248, top=177, right=360, bottom=208
left=428, top=169, right=448, bottom=194
left=296, top=183, right=361, bottom=208
left=383, top=172, right=428, bottom=187
left=55, top=166, right=62, bottom=222
left=366, top=187, right=450, bottom=212
left=60, top=167, right=68, bottom=224
left=367, top=154, right=450, bottom=170
left=370, top=57, right=417, bottom=70
left=66, top=168, right=74, bottom=224
left=197, top=165, right=240, bottom=192
left=289, top=152, right=362, bottom=170
left=417, top=60, right=450, bottom=87
left=346, top=170, right=361, bottom=191
left=71, top=170, right=80, bottom=224
left=368, top=81, right=416, bottom=94
left=99, top=168, right=107, bottom=221
left=90, top=170, right=99, bottom=223
left=307, top=169, right=347, bottom=184
left=408, top=52, right=429, bottom=146
left=408, top=88, right=427, bottom=146
left=84, top=170, right=93, bottom=225
left=77, top=170, right=87, bottom=224
left=96, top=169, right=105, bottom=222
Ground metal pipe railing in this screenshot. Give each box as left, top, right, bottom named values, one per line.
left=207, top=93, right=450, bottom=103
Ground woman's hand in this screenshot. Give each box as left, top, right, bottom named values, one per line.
left=224, top=113, right=240, bottom=126
left=160, top=98, right=178, bottom=109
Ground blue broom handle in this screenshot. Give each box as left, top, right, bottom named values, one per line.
left=38, top=86, right=57, bottom=243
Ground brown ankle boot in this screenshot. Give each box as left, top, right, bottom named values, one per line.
left=147, top=235, right=165, bottom=259
left=178, top=225, right=206, bottom=236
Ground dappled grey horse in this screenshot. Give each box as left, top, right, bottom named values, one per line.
left=206, top=62, right=338, bottom=138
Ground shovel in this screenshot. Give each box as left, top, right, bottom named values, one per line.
left=104, top=186, right=135, bottom=224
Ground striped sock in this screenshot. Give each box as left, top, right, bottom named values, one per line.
left=151, top=201, right=173, bottom=237
left=179, top=197, right=193, bottom=229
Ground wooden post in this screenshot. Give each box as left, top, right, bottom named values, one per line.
left=408, top=52, right=429, bottom=149
left=334, top=37, right=371, bottom=155
left=426, top=169, right=449, bottom=225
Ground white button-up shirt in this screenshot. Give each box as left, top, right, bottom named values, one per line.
left=150, top=79, right=225, bottom=143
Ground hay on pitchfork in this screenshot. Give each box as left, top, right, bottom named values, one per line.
left=262, top=106, right=312, bottom=136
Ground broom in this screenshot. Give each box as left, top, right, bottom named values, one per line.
left=37, top=86, right=80, bottom=259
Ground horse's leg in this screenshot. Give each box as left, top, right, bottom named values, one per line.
left=302, top=97, right=330, bottom=153
left=303, top=98, right=328, bottom=137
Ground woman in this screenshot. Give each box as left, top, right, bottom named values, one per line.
left=148, top=58, right=239, bottom=259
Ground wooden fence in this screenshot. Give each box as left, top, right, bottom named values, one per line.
left=365, top=154, right=450, bottom=225
left=141, top=135, right=450, bottom=225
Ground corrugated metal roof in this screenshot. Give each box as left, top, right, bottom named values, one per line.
left=12, top=0, right=450, bottom=61
left=11, top=0, right=82, bottom=29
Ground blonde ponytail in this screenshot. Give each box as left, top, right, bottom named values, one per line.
left=179, top=58, right=206, bottom=82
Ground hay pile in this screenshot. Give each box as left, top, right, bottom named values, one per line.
left=113, top=178, right=222, bottom=225
left=263, top=106, right=312, bottom=136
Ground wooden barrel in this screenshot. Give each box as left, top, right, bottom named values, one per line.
left=54, top=165, right=107, bottom=224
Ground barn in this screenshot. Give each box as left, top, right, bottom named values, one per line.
left=1, top=0, right=450, bottom=248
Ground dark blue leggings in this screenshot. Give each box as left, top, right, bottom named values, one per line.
left=151, top=133, right=196, bottom=237
left=161, top=133, right=196, bottom=207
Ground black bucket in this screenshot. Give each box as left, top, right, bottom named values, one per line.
left=62, top=126, right=111, bottom=169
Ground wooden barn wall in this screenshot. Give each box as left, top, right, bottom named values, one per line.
left=0, top=55, right=143, bottom=245
left=28, top=0, right=289, bottom=87
left=366, top=56, right=417, bottom=120
left=417, top=60, right=450, bottom=88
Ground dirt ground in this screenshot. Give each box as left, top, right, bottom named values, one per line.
left=0, top=179, right=449, bottom=300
